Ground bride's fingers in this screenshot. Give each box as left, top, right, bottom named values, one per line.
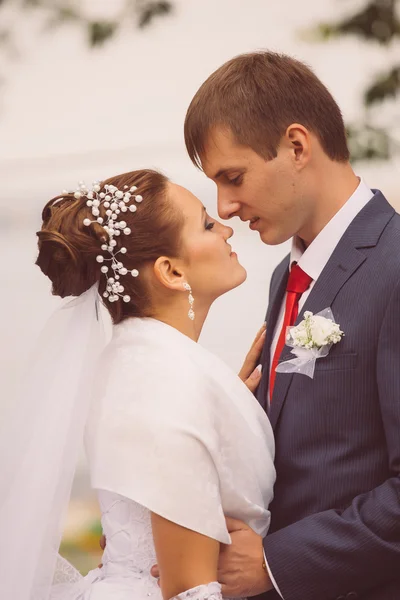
left=244, top=365, right=262, bottom=393
left=238, top=325, right=266, bottom=381
left=249, top=322, right=267, bottom=351
left=253, top=323, right=267, bottom=350
left=150, top=564, right=160, bottom=578
left=258, top=321, right=267, bottom=335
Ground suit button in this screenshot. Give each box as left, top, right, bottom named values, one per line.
left=346, top=594, right=358, bottom=600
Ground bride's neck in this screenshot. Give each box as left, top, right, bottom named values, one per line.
left=152, top=299, right=210, bottom=342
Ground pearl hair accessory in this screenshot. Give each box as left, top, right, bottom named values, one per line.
left=73, top=181, right=144, bottom=303
left=183, top=282, right=195, bottom=321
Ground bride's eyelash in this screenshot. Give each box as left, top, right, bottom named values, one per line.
left=205, top=221, right=215, bottom=231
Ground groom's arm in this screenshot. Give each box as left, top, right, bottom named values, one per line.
left=264, top=279, right=400, bottom=600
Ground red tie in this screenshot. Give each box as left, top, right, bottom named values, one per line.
left=269, top=264, right=313, bottom=399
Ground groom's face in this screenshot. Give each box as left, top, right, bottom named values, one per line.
left=201, top=127, right=309, bottom=245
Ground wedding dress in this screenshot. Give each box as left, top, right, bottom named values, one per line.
left=0, top=286, right=275, bottom=600
left=52, top=316, right=275, bottom=600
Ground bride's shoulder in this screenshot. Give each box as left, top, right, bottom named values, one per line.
left=97, top=321, right=213, bottom=419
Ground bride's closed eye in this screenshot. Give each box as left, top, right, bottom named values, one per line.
left=204, top=211, right=215, bottom=230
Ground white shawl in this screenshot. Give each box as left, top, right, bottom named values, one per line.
left=86, top=317, right=275, bottom=544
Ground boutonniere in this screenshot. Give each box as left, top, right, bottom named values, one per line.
left=275, top=308, right=344, bottom=379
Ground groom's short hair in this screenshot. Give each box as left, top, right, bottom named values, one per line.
left=184, top=51, right=350, bottom=168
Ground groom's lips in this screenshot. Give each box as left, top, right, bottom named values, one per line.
left=249, top=217, right=260, bottom=230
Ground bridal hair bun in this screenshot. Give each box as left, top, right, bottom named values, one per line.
left=36, top=194, right=101, bottom=298
left=36, top=169, right=183, bottom=324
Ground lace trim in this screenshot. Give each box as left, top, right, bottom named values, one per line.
left=170, top=582, right=222, bottom=600
left=53, top=554, right=82, bottom=584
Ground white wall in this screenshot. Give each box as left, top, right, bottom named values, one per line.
left=1, top=0, right=399, bottom=397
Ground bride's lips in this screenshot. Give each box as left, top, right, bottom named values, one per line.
left=228, top=245, right=238, bottom=259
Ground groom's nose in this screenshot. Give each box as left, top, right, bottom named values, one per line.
left=217, top=189, right=241, bottom=220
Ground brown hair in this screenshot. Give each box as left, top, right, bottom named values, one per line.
left=36, top=169, right=183, bottom=324
left=184, top=51, right=350, bottom=166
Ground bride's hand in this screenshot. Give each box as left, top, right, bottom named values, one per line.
left=238, top=323, right=266, bottom=393
left=98, top=534, right=106, bottom=568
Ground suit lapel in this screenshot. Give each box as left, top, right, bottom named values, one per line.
left=268, top=191, right=395, bottom=430
left=257, top=259, right=289, bottom=411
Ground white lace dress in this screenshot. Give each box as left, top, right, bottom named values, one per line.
left=51, top=317, right=275, bottom=600
left=52, top=492, right=160, bottom=599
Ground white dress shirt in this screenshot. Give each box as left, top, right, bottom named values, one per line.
left=265, top=177, right=374, bottom=598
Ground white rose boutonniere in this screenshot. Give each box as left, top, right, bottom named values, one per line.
left=276, top=308, right=344, bottom=379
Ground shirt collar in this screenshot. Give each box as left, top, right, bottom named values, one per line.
left=290, top=178, right=374, bottom=281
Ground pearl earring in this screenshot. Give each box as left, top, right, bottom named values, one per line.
left=183, top=282, right=195, bottom=321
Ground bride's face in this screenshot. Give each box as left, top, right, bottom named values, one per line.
left=169, top=182, right=247, bottom=300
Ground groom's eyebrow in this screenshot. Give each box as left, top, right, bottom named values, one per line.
left=214, top=168, right=229, bottom=179
left=213, top=167, right=244, bottom=180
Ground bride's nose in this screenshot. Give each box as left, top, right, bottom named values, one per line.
left=222, top=225, right=234, bottom=241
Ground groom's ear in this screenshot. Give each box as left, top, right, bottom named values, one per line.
left=285, top=123, right=311, bottom=168
left=153, top=256, right=186, bottom=291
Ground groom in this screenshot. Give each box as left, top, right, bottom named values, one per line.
left=182, top=52, right=400, bottom=600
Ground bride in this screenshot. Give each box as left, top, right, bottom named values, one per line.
left=0, top=169, right=275, bottom=600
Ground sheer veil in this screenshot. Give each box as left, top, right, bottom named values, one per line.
left=0, top=284, right=108, bottom=600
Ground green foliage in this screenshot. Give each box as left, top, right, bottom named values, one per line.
left=88, top=21, right=119, bottom=47
left=316, top=0, right=400, bottom=45
left=346, top=124, right=393, bottom=160
left=364, top=65, right=400, bottom=105
left=0, top=1, right=174, bottom=48
left=88, top=518, right=103, bottom=536
left=84, top=2, right=174, bottom=46
left=138, top=1, right=173, bottom=29
left=309, top=0, right=400, bottom=162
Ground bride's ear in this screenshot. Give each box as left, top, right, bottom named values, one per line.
left=153, top=256, right=186, bottom=291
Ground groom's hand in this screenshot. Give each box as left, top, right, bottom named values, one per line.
left=150, top=518, right=272, bottom=596
left=239, top=323, right=266, bottom=394
left=218, top=517, right=273, bottom=597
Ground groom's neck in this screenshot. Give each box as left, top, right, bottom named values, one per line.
left=298, top=161, right=359, bottom=247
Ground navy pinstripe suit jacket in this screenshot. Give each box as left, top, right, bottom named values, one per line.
left=257, top=191, right=400, bottom=600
